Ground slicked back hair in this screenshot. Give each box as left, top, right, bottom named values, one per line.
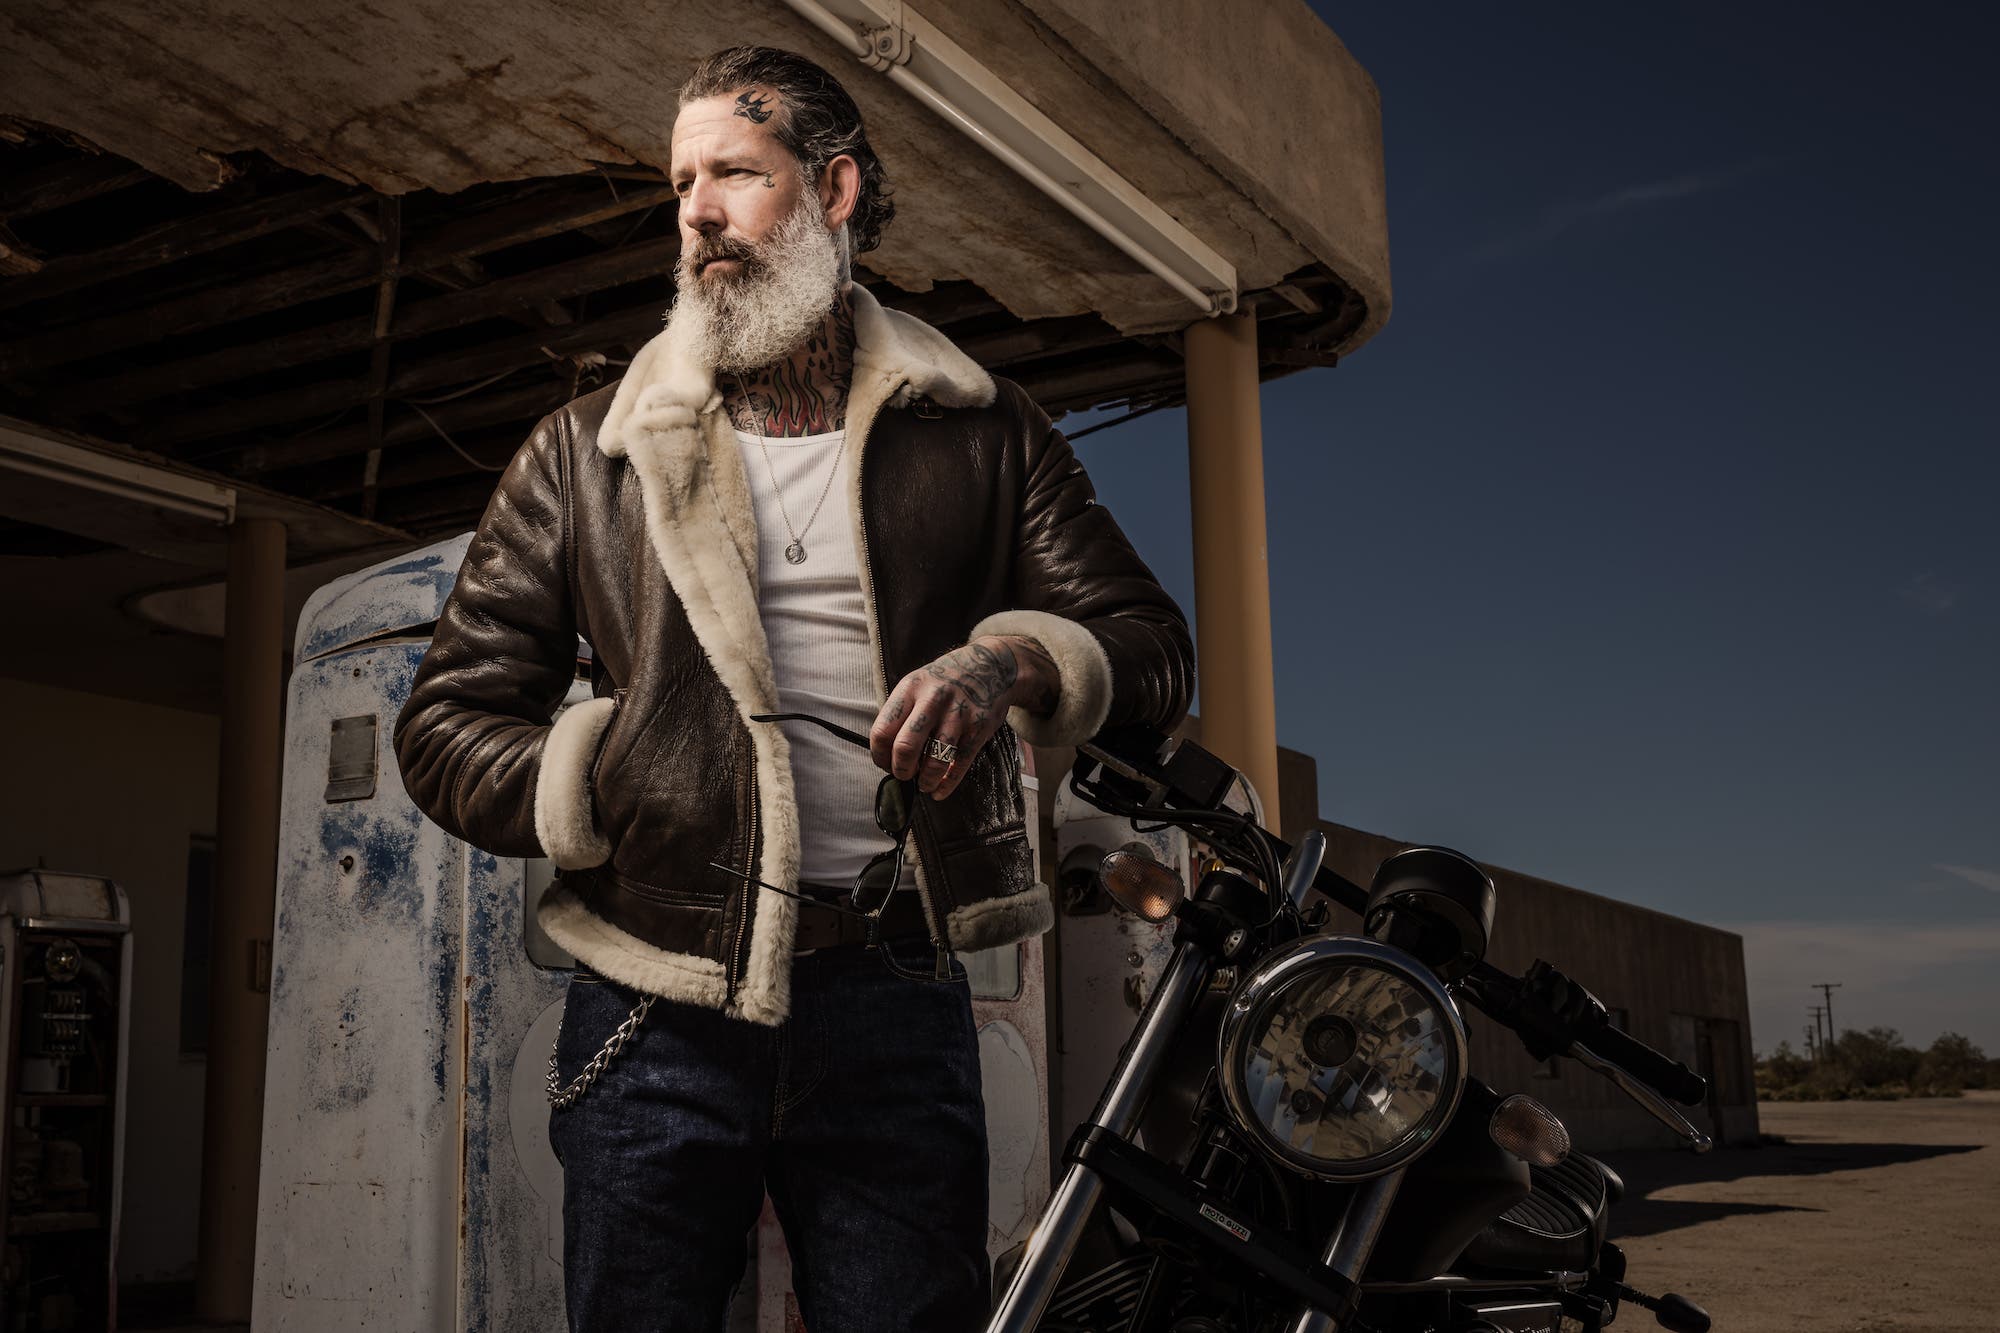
left=677, top=46, right=896, bottom=257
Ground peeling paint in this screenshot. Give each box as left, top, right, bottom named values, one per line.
left=256, top=535, right=570, bottom=1330
left=295, top=535, right=470, bottom=662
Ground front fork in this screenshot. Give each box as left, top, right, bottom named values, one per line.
left=988, top=833, right=1357, bottom=1333
left=1277, top=1169, right=1403, bottom=1333
left=986, top=935, right=1218, bottom=1331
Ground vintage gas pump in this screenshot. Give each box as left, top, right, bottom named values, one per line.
left=0, top=871, right=133, bottom=1332
left=253, top=534, right=578, bottom=1331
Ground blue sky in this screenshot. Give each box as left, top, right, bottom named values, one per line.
left=1060, top=4, right=1999, bottom=1053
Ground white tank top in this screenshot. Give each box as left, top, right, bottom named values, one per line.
left=732, top=427, right=914, bottom=888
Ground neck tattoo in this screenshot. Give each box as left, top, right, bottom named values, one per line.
left=733, top=373, right=846, bottom=565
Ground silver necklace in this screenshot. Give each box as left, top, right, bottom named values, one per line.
left=733, top=374, right=845, bottom=565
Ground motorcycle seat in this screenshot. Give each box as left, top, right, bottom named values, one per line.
left=1456, top=1152, right=1614, bottom=1275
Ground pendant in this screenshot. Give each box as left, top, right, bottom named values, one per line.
left=784, top=540, right=807, bottom=565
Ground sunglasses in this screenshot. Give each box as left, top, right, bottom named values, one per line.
left=704, top=711, right=915, bottom=920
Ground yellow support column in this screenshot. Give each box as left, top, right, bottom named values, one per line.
left=196, top=515, right=287, bottom=1320
left=1183, top=311, right=1283, bottom=832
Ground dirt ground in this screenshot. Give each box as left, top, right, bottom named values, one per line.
left=1598, top=1090, right=1998, bottom=1332
left=120, top=1097, right=1995, bottom=1332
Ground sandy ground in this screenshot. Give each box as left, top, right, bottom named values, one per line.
left=1599, top=1091, right=1998, bottom=1332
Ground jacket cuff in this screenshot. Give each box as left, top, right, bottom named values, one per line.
left=969, top=609, right=1114, bottom=747
left=533, top=696, right=616, bottom=869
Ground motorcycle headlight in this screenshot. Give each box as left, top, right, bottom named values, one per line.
left=1217, top=936, right=1467, bottom=1181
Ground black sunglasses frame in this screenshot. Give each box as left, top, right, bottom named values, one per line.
left=743, top=712, right=918, bottom=919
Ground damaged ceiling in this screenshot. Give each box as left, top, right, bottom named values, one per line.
left=0, top=0, right=1389, bottom=706
left=0, top=0, right=1389, bottom=337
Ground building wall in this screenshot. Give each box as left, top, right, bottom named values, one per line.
left=0, top=675, right=216, bottom=1281
left=1310, top=819, right=1760, bottom=1150
left=1081, top=723, right=1755, bottom=1149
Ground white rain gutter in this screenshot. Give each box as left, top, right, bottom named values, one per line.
left=0, top=415, right=236, bottom=524
left=781, top=0, right=1238, bottom=316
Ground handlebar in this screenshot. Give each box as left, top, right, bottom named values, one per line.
left=1585, top=1022, right=1709, bottom=1108
left=1570, top=1041, right=1712, bottom=1151
left=1072, top=729, right=1711, bottom=1115
left=1457, top=959, right=1709, bottom=1110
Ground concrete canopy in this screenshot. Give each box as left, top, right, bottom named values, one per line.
left=0, top=0, right=1390, bottom=343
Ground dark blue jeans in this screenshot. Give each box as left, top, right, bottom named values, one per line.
left=548, top=936, right=991, bottom=1332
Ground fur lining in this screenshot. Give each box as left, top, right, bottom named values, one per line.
left=537, top=881, right=734, bottom=1012
left=614, top=407, right=803, bottom=1026
left=946, top=881, right=1055, bottom=951
left=850, top=282, right=996, bottom=411
left=570, top=296, right=806, bottom=1022
left=970, top=610, right=1115, bottom=747
left=532, top=697, right=616, bottom=869
left=598, top=282, right=994, bottom=460
left=561, top=279, right=1003, bottom=1018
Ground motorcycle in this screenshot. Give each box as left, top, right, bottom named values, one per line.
left=986, top=725, right=1714, bottom=1333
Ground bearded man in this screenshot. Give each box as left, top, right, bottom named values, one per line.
left=394, top=44, right=1192, bottom=1332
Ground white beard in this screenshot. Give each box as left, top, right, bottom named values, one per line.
left=671, top=188, right=843, bottom=374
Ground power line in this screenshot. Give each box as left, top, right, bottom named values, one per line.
left=1812, top=982, right=1843, bottom=1044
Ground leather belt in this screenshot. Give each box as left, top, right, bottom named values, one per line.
left=791, top=884, right=931, bottom=952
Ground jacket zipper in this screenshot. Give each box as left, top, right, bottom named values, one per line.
left=855, top=389, right=949, bottom=974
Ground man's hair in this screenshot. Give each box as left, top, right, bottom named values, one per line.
left=678, top=46, right=895, bottom=256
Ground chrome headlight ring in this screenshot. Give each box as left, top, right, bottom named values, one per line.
left=1216, top=935, right=1468, bottom=1182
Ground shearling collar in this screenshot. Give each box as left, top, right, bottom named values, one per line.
left=596, top=280, right=996, bottom=459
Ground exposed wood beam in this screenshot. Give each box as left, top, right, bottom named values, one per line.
left=360, top=196, right=403, bottom=520
left=142, top=303, right=663, bottom=449
left=0, top=155, right=152, bottom=219
left=87, top=231, right=680, bottom=411
left=6, top=249, right=377, bottom=372
left=299, top=215, right=575, bottom=329
left=374, top=474, right=511, bottom=530
left=225, top=379, right=570, bottom=475
left=310, top=431, right=520, bottom=500
left=955, top=313, right=1125, bottom=368
left=0, top=223, right=42, bottom=276
left=0, top=179, right=366, bottom=311
left=1, top=183, right=676, bottom=375
left=1011, top=349, right=1184, bottom=412
left=866, top=278, right=1006, bottom=328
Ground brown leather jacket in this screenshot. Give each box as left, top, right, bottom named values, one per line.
left=393, top=283, right=1192, bottom=1024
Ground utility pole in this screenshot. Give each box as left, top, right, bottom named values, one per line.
left=1813, top=982, right=1843, bottom=1047
left=1809, top=1006, right=1827, bottom=1060
left=1803, top=1023, right=1817, bottom=1062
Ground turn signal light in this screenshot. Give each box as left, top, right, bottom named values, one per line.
left=1490, top=1093, right=1571, bottom=1167
left=1099, top=844, right=1185, bottom=922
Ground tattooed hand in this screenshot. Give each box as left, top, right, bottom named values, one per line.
left=869, top=635, right=1061, bottom=800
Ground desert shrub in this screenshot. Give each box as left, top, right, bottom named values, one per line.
left=1831, top=1027, right=1921, bottom=1086
left=1755, top=1029, right=1987, bottom=1100
left=1916, top=1032, right=1988, bottom=1093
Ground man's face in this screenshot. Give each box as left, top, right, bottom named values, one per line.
left=668, top=88, right=845, bottom=373
left=671, top=89, right=811, bottom=287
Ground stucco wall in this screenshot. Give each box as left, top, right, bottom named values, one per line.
left=0, top=675, right=217, bottom=1281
